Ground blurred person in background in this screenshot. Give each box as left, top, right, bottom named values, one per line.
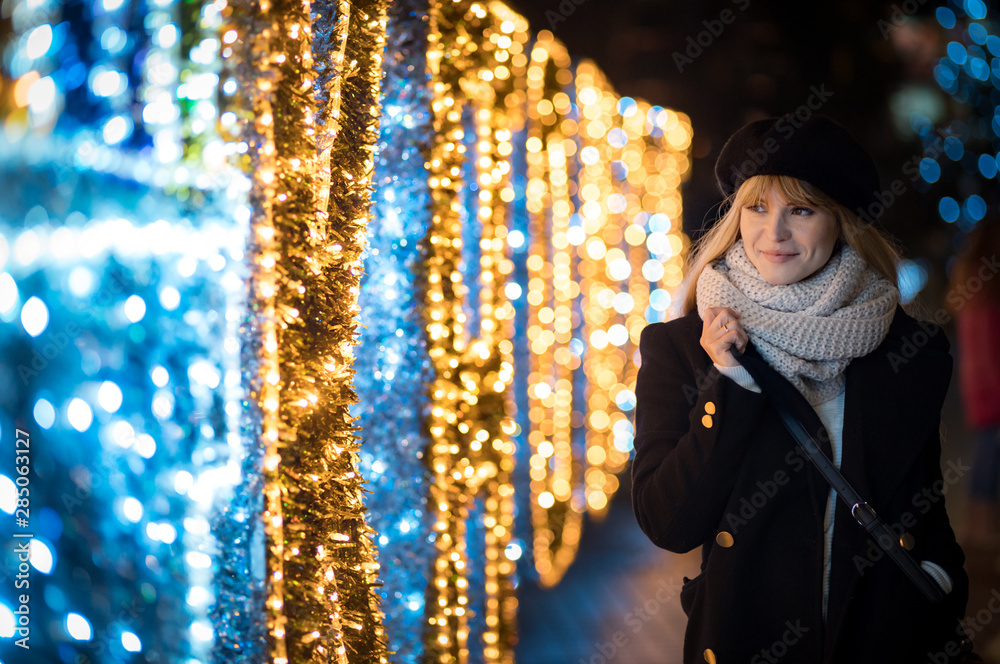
left=949, top=215, right=1000, bottom=550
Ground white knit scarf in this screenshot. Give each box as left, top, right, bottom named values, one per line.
left=696, top=238, right=900, bottom=406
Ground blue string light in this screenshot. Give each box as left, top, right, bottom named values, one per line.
left=1, top=0, right=695, bottom=659
left=987, top=35, right=1000, bottom=56
left=970, top=23, right=988, bottom=44
left=0, top=211, right=247, bottom=661
left=965, top=194, right=987, bottom=220
left=351, top=3, right=435, bottom=661
left=920, top=157, right=942, bottom=182
left=898, top=259, right=930, bottom=304
left=978, top=153, right=998, bottom=177
left=927, top=1, right=999, bottom=228
left=1, top=0, right=254, bottom=658
left=940, top=196, right=961, bottom=222
left=965, top=0, right=987, bottom=21
left=937, top=6, right=958, bottom=29
left=948, top=41, right=969, bottom=65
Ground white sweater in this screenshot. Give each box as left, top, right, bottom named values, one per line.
left=714, top=362, right=952, bottom=620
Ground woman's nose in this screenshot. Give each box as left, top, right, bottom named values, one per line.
left=764, top=212, right=792, bottom=240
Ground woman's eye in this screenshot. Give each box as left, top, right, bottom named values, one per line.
left=792, top=207, right=814, bottom=215
left=746, top=204, right=765, bottom=213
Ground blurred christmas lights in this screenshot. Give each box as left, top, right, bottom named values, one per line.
left=925, top=1, right=1000, bottom=234
left=1, top=0, right=693, bottom=661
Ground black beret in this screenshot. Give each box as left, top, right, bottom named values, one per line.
left=714, top=114, right=882, bottom=221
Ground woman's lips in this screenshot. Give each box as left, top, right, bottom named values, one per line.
left=760, top=251, right=798, bottom=263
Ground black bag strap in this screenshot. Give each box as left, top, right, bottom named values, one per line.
left=730, top=346, right=944, bottom=604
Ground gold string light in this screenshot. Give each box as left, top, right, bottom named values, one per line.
left=574, top=62, right=693, bottom=519
left=423, top=1, right=480, bottom=659
left=227, top=0, right=391, bottom=661
left=237, top=6, right=288, bottom=658
left=422, top=1, right=531, bottom=661
left=2, top=0, right=692, bottom=659
left=523, top=31, right=583, bottom=587
left=575, top=61, right=626, bottom=517
left=232, top=0, right=689, bottom=659
left=420, top=1, right=692, bottom=646
left=473, top=6, right=528, bottom=660
left=619, top=97, right=693, bottom=442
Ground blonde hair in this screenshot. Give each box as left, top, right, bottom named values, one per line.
left=679, top=174, right=910, bottom=315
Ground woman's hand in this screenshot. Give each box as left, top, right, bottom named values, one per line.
left=701, top=306, right=748, bottom=368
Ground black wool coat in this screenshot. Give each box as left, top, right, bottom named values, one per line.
left=631, top=305, right=970, bottom=664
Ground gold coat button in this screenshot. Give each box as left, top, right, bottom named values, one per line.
left=705, top=401, right=716, bottom=415
left=715, top=531, right=734, bottom=548
left=900, top=533, right=915, bottom=550
left=701, top=414, right=713, bottom=428
left=704, top=648, right=717, bottom=664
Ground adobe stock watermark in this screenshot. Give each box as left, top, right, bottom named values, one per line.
left=957, top=588, right=1000, bottom=648
left=854, top=128, right=957, bottom=224
left=887, top=253, right=1000, bottom=373
left=545, top=0, right=587, bottom=31
left=722, top=444, right=813, bottom=535
left=925, top=589, right=999, bottom=663
left=724, top=85, right=836, bottom=186
left=852, top=456, right=970, bottom=576
left=681, top=363, right=729, bottom=406
left=61, top=456, right=128, bottom=516
left=578, top=577, right=680, bottom=664
left=671, top=0, right=751, bottom=73
left=10, top=428, right=32, bottom=650
left=751, top=619, right=810, bottom=664
left=678, top=341, right=759, bottom=406
left=17, top=270, right=130, bottom=385
left=878, top=0, right=934, bottom=40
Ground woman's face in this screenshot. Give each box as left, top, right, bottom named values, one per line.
left=739, top=187, right=840, bottom=285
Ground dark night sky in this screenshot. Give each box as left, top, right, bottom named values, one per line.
left=504, top=0, right=977, bottom=302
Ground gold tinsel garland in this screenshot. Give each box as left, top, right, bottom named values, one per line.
left=421, top=1, right=481, bottom=659
left=0, top=0, right=691, bottom=660
left=421, top=1, right=529, bottom=662
left=224, top=0, right=688, bottom=660
left=227, top=0, right=391, bottom=661
left=418, top=1, right=691, bottom=659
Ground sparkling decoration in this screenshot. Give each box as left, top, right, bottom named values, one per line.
left=521, top=32, right=584, bottom=586
left=514, top=32, right=692, bottom=588
left=2, top=0, right=392, bottom=660
left=350, top=0, right=690, bottom=660
left=353, top=1, right=439, bottom=662
left=0, top=211, right=246, bottom=664
left=923, top=1, right=1000, bottom=236
left=419, top=1, right=521, bottom=661
left=1, top=0, right=692, bottom=660
left=223, top=0, right=392, bottom=660
left=573, top=64, right=691, bottom=521
left=0, top=0, right=250, bottom=659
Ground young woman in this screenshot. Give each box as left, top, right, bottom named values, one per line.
left=631, top=116, right=972, bottom=663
